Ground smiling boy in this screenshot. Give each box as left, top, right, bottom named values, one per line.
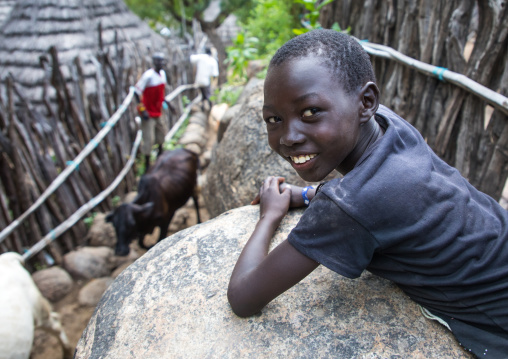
left=227, top=29, right=508, bottom=357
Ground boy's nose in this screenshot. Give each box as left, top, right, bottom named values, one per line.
left=280, top=122, right=305, bottom=146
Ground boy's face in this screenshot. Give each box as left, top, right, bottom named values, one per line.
left=263, top=56, right=365, bottom=181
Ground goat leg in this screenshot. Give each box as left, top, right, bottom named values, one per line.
left=192, top=192, right=201, bottom=224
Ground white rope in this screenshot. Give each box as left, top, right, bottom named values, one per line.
left=357, top=39, right=508, bottom=116
left=22, top=130, right=143, bottom=261
left=165, top=92, right=202, bottom=142
left=0, top=86, right=136, bottom=244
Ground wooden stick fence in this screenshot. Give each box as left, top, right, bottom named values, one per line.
left=358, top=40, right=508, bottom=116
left=22, top=129, right=142, bottom=261
left=4, top=83, right=200, bottom=260
left=0, top=87, right=136, bottom=245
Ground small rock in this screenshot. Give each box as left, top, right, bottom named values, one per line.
left=63, top=247, right=114, bottom=280
left=32, top=266, right=73, bottom=302
left=184, top=143, right=202, bottom=155
left=188, top=112, right=208, bottom=127
left=123, top=191, right=138, bottom=204
left=78, top=277, right=114, bottom=307
left=87, top=213, right=116, bottom=248
left=210, top=103, right=229, bottom=123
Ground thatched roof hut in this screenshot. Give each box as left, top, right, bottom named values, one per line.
left=0, top=0, right=167, bottom=104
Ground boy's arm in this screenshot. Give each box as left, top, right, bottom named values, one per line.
left=228, top=177, right=319, bottom=317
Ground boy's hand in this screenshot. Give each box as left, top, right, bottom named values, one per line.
left=251, top=177, right=308, bottom=208
left=256, top=177, right=292, bottom=222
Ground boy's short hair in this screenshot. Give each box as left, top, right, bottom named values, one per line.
left=269, top=29, right=376, bottom=94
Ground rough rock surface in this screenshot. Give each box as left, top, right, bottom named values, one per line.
left=216, top=103, right=241, bottom=143
left=63, top=247, right=114, bottom=280
left=75, top=206, right=471, bottom=358
left=32, top=266, right=74, bottom=302
left=78, top=277, right=114, bottom=307
left=203, top=78, right=339, bottom=218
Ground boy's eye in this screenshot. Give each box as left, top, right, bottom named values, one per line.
left=302, top=108, right=318, bottom=117
left=265, top=116, right=280, bottom=124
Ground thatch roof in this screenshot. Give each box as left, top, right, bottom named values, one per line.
left=0, top=0, right=14, bottom=25
left=0, top=0, right=166, bottom=104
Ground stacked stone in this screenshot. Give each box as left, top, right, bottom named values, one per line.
left=177, top=105, right=210, bottom=156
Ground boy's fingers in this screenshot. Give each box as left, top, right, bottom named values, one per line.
left=281, top=185, right=292, bottom=197
left=251, top=193, right=260, bottom=205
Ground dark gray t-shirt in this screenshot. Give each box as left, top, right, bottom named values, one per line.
left=288, top=105, right=508, bottom=355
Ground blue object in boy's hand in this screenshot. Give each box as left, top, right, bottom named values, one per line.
left=162, top=101, right=168, bottom=109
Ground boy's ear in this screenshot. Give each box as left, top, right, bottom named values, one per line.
left=358, top=82, right=379, bottom=124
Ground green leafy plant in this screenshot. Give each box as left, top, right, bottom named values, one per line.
left=111, top=195, right=121, bottom=207
left=34, top=262, right=47, bottom=271
left=225, top=33, right=259, bottom=82
left=211, top=86, right=243, bottom=106
left=83, top=212, right=97, bottom=230
left=292, top=0, right=346, bottom=35
left=239, top=0, right=299, bottom=58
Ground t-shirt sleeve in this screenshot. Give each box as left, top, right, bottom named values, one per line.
left=211, top=59, right=219, bottom=77
left=288, top=193, right=379, bottom=279
left=135, top=71, right=149, bottom=94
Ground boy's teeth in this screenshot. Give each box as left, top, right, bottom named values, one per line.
left=291, top=154, right=316, bottom=164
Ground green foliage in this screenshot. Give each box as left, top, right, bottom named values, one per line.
left=164, top=118, right=187, bottom=151
left=225, top=33, right=259, bottom=82
left=125, top=0, right=171, bottom=29
left=34, top=262, right=47, bottom=271
left=211, top=86, right=243, bottom=106
left=83, top=212, right=97, bottom=230
left=292, top=0, right=350, bottom=35
left=239, top=0, right=299, bottom=58
left=111, top=195, right=121, bottom=207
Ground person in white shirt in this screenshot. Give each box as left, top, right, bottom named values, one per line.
left=190, top=47, right=219, bottom=110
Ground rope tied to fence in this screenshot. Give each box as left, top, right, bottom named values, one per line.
left=357, top=38, right=508, bottom=115
left=0, top=86, right=136, bottom=245
left=22, top=130, right=143, bottom=261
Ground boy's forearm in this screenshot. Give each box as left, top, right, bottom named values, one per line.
left=230, top=217, right=281, bottom=275
left=228, top=216, right=282, bottom=316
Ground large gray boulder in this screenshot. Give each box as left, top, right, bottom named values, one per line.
left=75, top=205, right=471, bottom=358
left=203, top=78, right=340, bottom=218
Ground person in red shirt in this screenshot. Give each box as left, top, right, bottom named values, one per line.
left=134, top=52, right=173, bottom=171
